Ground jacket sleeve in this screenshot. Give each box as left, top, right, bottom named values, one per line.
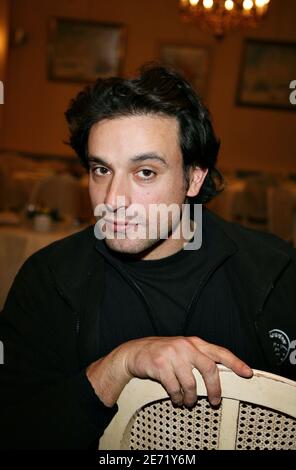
left=0, top=255, right=117, bottom=450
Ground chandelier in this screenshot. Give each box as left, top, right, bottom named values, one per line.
left=179, top=0, right=271, bottom=38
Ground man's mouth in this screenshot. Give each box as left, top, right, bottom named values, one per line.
left=103, top=219, right=139, bottom=232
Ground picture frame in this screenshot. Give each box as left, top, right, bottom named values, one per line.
left=236, top=39, right=296, bottom=110
left=159, top=44, right=210, bottom=98
left=47, top=18, right=126, bottom=83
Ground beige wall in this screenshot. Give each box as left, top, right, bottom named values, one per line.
left=0, top=0, right=9, bottom=145
left=1, top=0, right=296, bottom=172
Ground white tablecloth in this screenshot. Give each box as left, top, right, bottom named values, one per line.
left=0, top=223, right=83, bottom=310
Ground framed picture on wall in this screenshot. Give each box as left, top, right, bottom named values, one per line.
left=159, top=44, right=210, bottom=98
left=48, top=18, right=126, bottom=82
left=236, top=39, right=296, bottom=110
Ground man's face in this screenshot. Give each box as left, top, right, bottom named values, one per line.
left=88, top=114, right=207, bottom=259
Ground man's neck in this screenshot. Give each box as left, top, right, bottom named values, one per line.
left=140, top=218, right=197, bottom=260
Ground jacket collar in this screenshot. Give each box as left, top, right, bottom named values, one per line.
left=48, top=209, right=292, bottom=332
left=49, top=226, right=103, bottom=310
left=46, top=212, right=293, bottom=370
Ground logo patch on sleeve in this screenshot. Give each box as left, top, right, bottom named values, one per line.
left=269, top=329, right=291, bottom=365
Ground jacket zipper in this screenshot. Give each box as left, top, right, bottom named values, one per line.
left=55, top=283, right=80, bottom=335
left=183, top=254, right=234, bottom=335
left=253, top=281, right=280, bottom=372
left=254, top=282, right=274, bottom=333
left=256, top=282, right=274, bottom=316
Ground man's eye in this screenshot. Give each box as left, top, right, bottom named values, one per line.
left=93, top=166, right=110, bottom=176
left=137, top=169, right=156, bottom=180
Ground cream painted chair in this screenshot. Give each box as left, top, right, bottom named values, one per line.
left=99, top=365, right=296, bottom=450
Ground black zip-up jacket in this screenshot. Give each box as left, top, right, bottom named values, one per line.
left=0, top=209, right=296, bottom=449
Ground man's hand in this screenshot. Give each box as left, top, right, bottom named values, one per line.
left=86, top=336, right=253, bottom=408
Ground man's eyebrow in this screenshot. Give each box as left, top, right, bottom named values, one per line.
left=130, top=153, right=168, bottom=167
left=88, top=153, right=168, bottom=167
left=88, top=156, right=110, bottom=166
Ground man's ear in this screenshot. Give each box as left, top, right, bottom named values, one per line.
left=186, top=167, right=208, bottom=198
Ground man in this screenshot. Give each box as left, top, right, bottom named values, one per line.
left=0, top=65, right=295, bottom=450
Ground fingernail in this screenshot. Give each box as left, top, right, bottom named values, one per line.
left=185, top=401, right=196, bottom=408
left=211, top=397, right=221, bottom=406
left=173, top=400, right=183, bottom=407
left=243, top=366, right=253, bottom=376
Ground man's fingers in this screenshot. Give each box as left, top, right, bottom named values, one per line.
left=161, top=359, right=221, bottom=407
left=162, top=341, right=239, bottom=407
left=188, top=337, right=253, bottom=378
left=191, top=357, right=221, bottom=406
left=204, top=345, right=252, bottom=378
left=124, top=336, right=252, bottom=409
left=159, top=368, right=184, bottom=406
left=174, top=364, right=198, bottom=407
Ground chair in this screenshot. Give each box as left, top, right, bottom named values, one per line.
left=99, top=365, right=296, bottom=450
left=243, top=176, right=276, bottom=231
left=28, top=173, right=83, bottom=222
left=268, top=184, right=296, bottom=245
left=0, top=168, right=26, bottom=212
left=207, top=180, right=247, bottom=223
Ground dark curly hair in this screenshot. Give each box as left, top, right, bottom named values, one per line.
left=65, top=64, right=224, bottom=204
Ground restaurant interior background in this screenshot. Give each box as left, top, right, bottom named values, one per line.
left=0, top=0, right=295, bottom=308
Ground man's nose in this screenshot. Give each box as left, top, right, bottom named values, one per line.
left=104, top=174, right=131, bottom=211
